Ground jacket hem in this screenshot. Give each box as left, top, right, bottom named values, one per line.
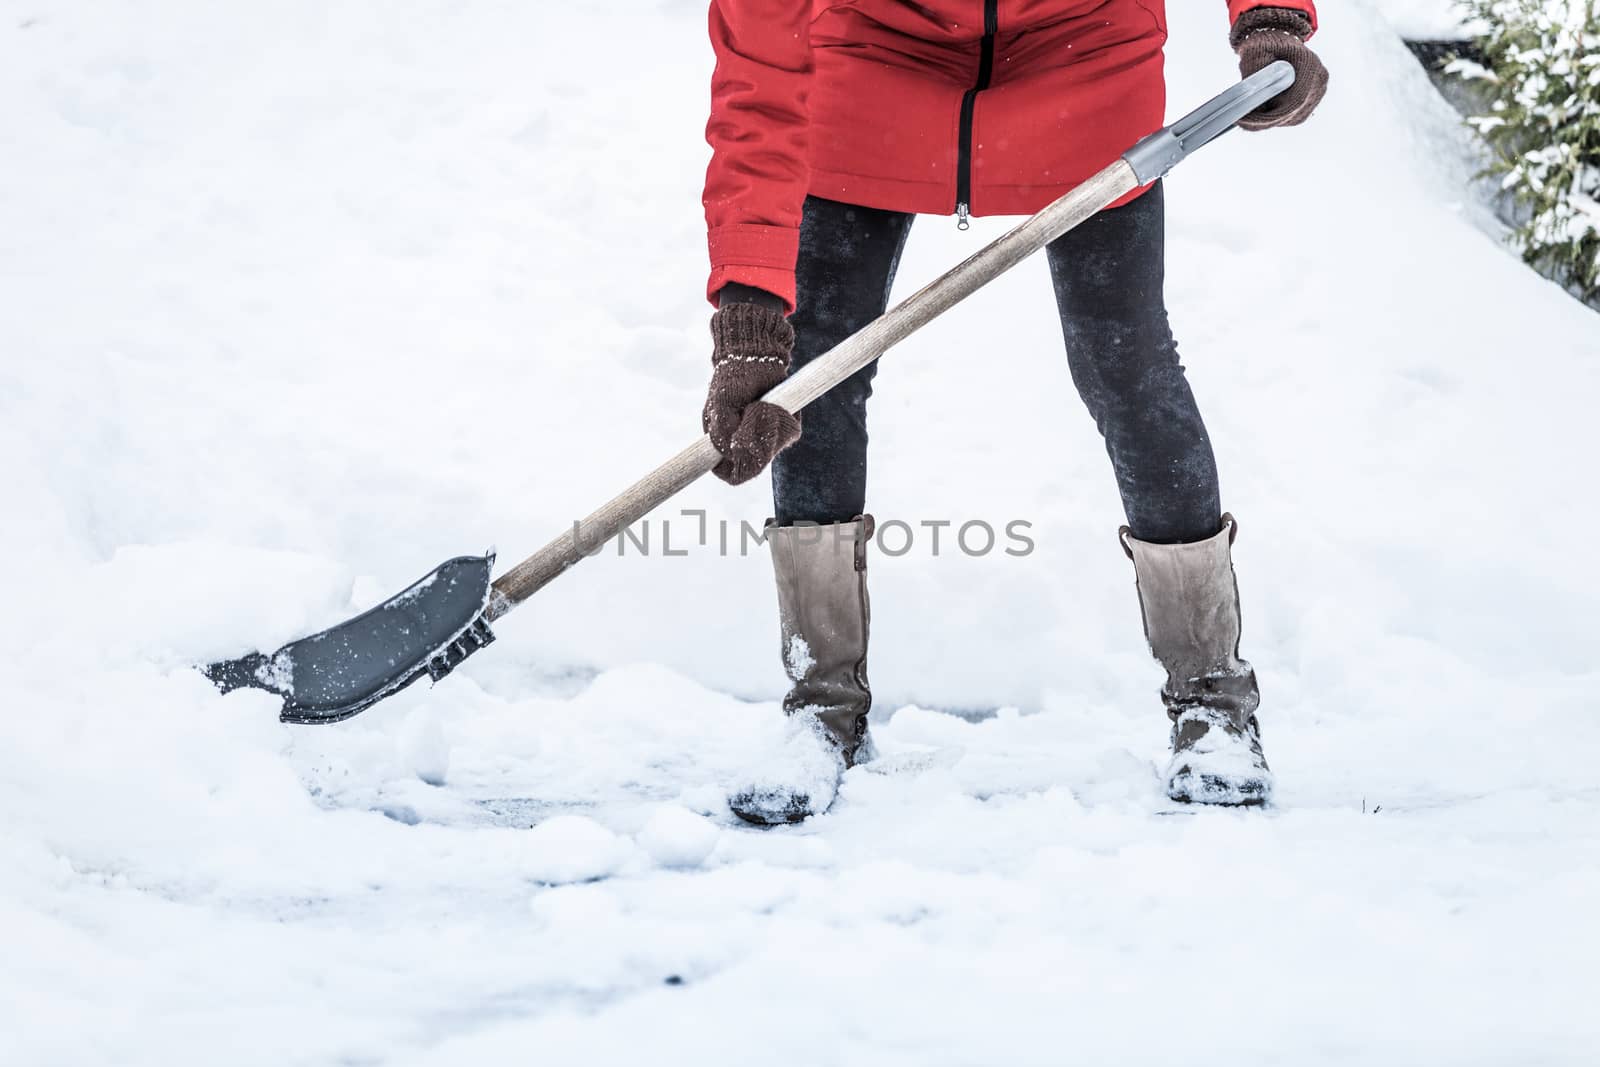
left=808, top=166, right=1154, bottom=219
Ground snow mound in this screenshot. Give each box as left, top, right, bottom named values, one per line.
left=522, top=816, right=634, bottom=885
left=636, top=806, right=722, bottom=869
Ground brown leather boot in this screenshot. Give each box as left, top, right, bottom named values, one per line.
left=1121, top=514, right=1273, bottom=806
left=730, top=516, right=873, bottom=825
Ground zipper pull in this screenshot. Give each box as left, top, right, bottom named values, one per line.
left=956, top=202, right=970, bottom=231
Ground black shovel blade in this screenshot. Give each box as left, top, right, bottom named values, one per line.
left=203, top=554, right=497, bottom=724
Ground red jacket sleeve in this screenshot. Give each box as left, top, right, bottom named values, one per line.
left=1228, top=0, right=1318, bottom=34
left=703, top=1, right=812, bottom=314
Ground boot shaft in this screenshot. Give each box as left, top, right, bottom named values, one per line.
left=1121, top=514, right=1259, bottom=723
left=767, top=516, right=873, bottom=763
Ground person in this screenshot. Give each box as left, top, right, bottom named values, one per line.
left=699, top=1, right=1327, bottom=824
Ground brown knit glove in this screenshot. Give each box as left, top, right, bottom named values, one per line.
left=1231, top=8, right=1328, bottom=131
left=702, top=302, right=801, bottom=485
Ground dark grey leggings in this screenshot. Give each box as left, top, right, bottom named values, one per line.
left=770, top=182, right=1223, bottom=545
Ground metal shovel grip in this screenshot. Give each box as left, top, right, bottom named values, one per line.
left=1123, top=61, right=1297, bottom=185
left=487, top=64, right=1297, bottom=618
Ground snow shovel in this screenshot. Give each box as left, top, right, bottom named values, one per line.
left=204, top=62, right=1297, bottom=724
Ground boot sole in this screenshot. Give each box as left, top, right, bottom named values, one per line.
left=1167, top=773, right=1272, bottom=807
left=729, top=793, right=815, bottom=827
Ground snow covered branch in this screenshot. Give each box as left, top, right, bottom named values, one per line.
left=1461, top=0, right=1600, bottom=301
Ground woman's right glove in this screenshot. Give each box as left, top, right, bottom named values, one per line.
left=702, top=301, right=802, bottom=485
left=1231, top=7, right=1328, bottom=130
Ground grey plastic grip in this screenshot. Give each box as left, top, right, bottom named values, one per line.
left=1122, top=60, right=1297, bottom=185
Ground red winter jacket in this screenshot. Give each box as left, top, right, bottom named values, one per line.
left=704, top=0, right=1317, bottom=311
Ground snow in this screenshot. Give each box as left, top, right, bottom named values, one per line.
left=1382, top=0, right=1477, bottom=40
left=396, top=709, right=451, bottom=787
left=636, top=806, right=722, bottom=870
left=2, top=1, right=1598, bottom=1064
left=783, top=633, right=814, bottom=681
left=521, top=816, right=635, bottom=885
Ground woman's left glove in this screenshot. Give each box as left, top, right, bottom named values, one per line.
left=1231, top=7, right=1328, bottom=130
left=702, top=301, right=802, bottom=486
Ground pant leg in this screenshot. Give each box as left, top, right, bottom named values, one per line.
left=772, top=196, right=914, bottom=526
left=1045, top=182, right=1222, bottom=545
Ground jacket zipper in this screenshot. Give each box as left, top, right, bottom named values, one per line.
left=955, top=0, right=999, bottom=229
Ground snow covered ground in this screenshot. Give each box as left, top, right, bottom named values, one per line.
left=4, top=2, right=1598, bottom=1063
left=1383, top=0, right=1476, bottom=39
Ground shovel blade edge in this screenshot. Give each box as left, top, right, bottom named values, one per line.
left=203, top=554, right=497, bottom=724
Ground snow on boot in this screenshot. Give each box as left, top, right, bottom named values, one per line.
left=1121, top=514, right=1273, bottom=807
left=728, top=709, right=849, bottom=826
left=730, top=517, right=874, bottom=826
